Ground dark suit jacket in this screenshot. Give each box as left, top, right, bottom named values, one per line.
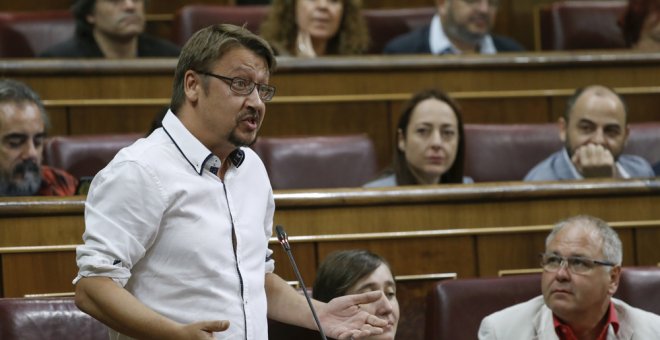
left=39, top=33, right=180, bottom=58
left=383, top=24, right=524, bottom=54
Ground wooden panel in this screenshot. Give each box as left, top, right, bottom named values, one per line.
left=317, top=237, right=476, bottom=278
left=68, top=106, right=165, bottom=135
left=2, top=252, right=77, bottom=297
left=635, top=229, right=660, bottom=266
left=271, top=242, right=317, bottom=284
left=476, top=229, right=637, bottom=277
left=47, top=107, right=69, bottom=136
left=264, top=101, right=393, bottom=168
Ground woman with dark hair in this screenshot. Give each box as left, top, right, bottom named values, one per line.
left=365, top=89, right=471, bottom=187
left=313, top=250, right=399, bottom=340
left=620, top=0, right=660, bottom=51
left=259, top=0, right=369, bottom=56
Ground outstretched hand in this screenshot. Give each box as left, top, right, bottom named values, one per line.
left=318, top=291, right=389, bottom=340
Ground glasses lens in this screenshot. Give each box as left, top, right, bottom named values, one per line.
left=567, top=257, right=593, bottom=274
left=258, top=85, right=275, bottom=102
left=231, top=78, right=254, bottom=95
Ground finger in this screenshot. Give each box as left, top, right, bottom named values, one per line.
left=350, top=290, right=383, bottom=305
left=200, top=320, right=230, bottom=332
left=365, top=314, right=388, bottom=327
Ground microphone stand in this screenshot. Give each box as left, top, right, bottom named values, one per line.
left=275, top=225, right=328, bottom=340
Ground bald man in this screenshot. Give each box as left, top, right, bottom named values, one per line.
left=524, top=85, right=654, bottom=181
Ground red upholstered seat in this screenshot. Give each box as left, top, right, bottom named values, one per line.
left=425, top=274, right=542, bottom=340
left=362, top=7, right=435, bottom=54
left=537, top=1, right=627, bottom=50
left=463, top=122, right=660, bottom=182
left=253, top=134, right=377, bottom=190
left=464, top=124, right=561, bottom=182
left=0, top=11, right=74, bottom=58
left=616, top=266, right=660, bottom=315
left=172, top=5, right=270, bottom=46
left=42, top=134, right=142, bottom=179
left=0, top=297, right=108, bottom=340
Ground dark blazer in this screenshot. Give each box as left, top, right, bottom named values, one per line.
left=39, top=34, right=180, bottom=58
left=383, top=24, right=524, bottom=54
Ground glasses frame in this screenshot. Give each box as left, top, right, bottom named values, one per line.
left=194, top=70, right=275, bottom=102
left=539, top=253, right=616, bottom=275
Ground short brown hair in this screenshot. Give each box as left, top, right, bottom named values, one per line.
left=170, top=24, right=276, bottom=113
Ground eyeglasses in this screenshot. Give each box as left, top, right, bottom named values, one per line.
left=195, top=70, right=276, bottom=102
left=539, top=253, right=616, bottom=275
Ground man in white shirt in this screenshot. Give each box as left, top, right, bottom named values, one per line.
left=384, top=0, right=523, bottom=55
left=74, top=24, right=388, bottom=339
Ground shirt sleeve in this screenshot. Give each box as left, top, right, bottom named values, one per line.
left=74, top=160, right=167, bottom=286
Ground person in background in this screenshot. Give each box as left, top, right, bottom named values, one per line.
left=39, top=0, right=180, bottom=58
left=479, top=215, right=660, bottom=339
left=73, top=24, right=387, bottom=339
left=0, top=79, right=77, bottom=197
left=653, top=161, right=660, bottom=176
left=260, top=0, right=369, bottom=57
left=383, top=0, right=523, bottom=55
left=314, top=250, right=399, bottom=340
left=524, top=85, right=654, bottom=181
left=364, top=89, right=471, bottom=187
left=620, top=0, right=660, bottom=51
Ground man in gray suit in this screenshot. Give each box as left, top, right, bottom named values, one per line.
left=479, top=215, right=660, bottom=339
left=524, top=85, right=654, bottom=181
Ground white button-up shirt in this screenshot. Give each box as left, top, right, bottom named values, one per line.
left=75, top=110, right=275, bottom=340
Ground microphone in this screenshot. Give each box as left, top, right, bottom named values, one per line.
left=275, top=225, right=328, bottom=340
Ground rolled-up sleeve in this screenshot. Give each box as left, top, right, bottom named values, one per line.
left=74, top=160, right=167, bottom=287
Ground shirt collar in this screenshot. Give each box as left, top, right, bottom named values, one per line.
left=552, top=301, right=619, bottom=340
left=161, top=109, right=221, bottom=176
left=562, top=148, right=630, bottom=179
left=429, top=14, right=496, bottom=55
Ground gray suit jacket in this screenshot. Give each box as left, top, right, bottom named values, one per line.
left=524, top=150, right=655, bottom=181
left=479, top=296, right=660, bottom=340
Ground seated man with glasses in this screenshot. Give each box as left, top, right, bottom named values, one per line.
left=478, top=215, right=660, bottom=340
left=383, top=0, right=524, bottom=55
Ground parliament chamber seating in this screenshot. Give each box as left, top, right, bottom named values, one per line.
left=362, top=7, right=435, bottom=53
left=424, top=267, right=660, bottom=340
left=0, top=11, right=73, bottom=58
left=536, top=0, right=627, bottom=50
left=463, top=122, right=660, bottom=182
left=0, top=297, right=107, bottom=340
left=42, top=133, right=142, bottom=179
left=172, top=5, right=269, bottom=46
left=253, top=134, right=378, bottom=190
left=171, top=5, right=434, bottom=53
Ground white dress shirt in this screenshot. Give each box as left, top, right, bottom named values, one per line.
left=75, top=110, right=275, bottom=340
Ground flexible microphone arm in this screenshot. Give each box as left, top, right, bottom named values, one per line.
left=275, top=225, right=328, bottom=340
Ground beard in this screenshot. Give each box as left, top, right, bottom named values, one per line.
left=0, top=159, right=42, bottom=196
left=228, top=109, right=260, bottom=148
left=445, top=12, right=490, bottom=46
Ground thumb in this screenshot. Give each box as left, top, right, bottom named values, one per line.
left=199, top=320, right=230, bottom=332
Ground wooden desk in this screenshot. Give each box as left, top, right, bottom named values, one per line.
left=4, top=52, right=660, bottom=169
left=1, top=179, right=659, bottom=297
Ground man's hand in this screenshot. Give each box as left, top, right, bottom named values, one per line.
left=571, top=144, right=616, bottom=178
left=318, top=291, right=389, bottom=340
left=177, top=320, right=230, bottom=340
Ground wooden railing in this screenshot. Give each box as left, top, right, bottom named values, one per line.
left=2, top=178, right=659, bottom=297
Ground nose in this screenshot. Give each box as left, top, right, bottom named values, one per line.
left=555, top=260, right=571, bottom=281
left=245, top=86, right=266, bottom=114
left=591, top=128, right=606, bottom=145
left=20, top=139, right=40, bottom=161
left=430, top=130, right=444, bottom=149
left=374, top=292, right=394, bottom=316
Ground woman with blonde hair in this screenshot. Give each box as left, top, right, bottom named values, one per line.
left=260, top=0, right=369, bottom=56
